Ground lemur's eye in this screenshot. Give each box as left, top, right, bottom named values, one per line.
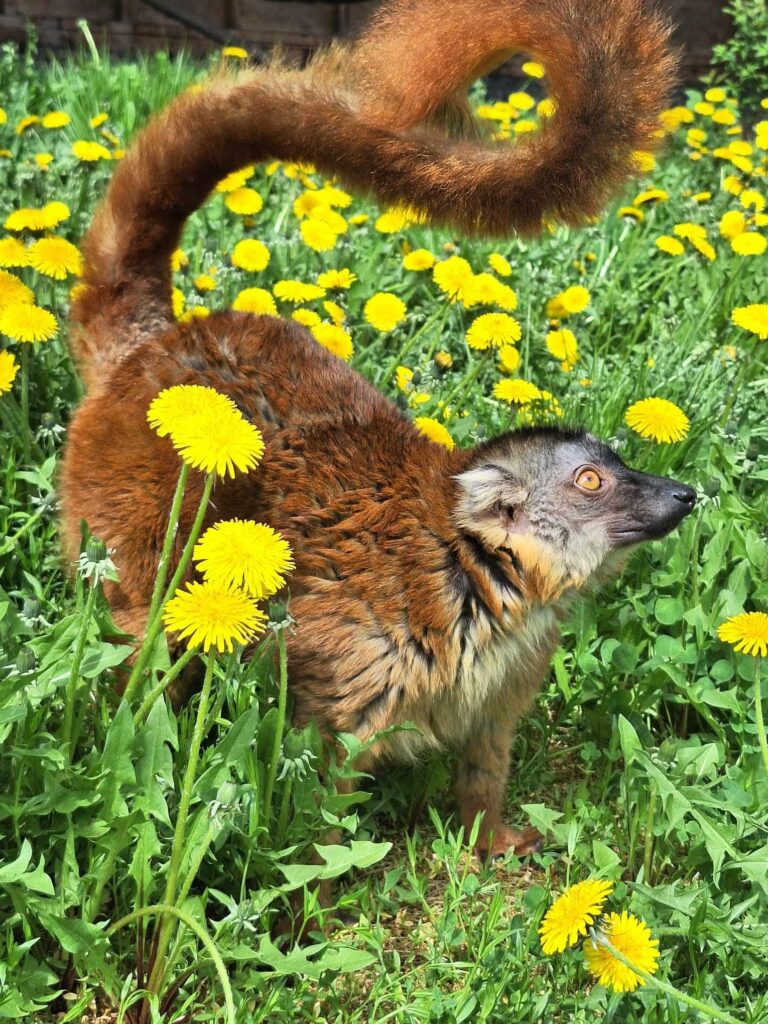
left=575, top=468, right=602, bottom=491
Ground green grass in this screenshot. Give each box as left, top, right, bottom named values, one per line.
left=0, top=34, right=767, bottom=1024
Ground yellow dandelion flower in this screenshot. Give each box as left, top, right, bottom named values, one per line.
left=433, top=255, right=474, bottom=303
left=90, top=113, right=108, bottom=128
left=659, top=106, right=694, bottom=131
left=403, top=248, right=436, bottom=271
left=514, top=119, right=537, bottom=134
left=488, top=252, right=512, bottom=277
left=311, top=321, right=354, bottom=361
left=498, top=344, right=520, bottom=373
left=674, top=222, right=707, bottom=241
left=522, top=60, right=545, bottom=78
left=633, top=150, right=656, bottom=173
left=178, top=306, right=210, bottom=322
left=215, top=166, right=254, bottom=192
left=16, top=114, right=39, bottom=135
left=193, top=273, right=216, bottom=293
left=33, top=153, right=53, bottom=171
left=689, top=236, right=716, bottom=261
left=232, top=239, right=270, bottom=272
left=170, top=248, right=188, bottom=271
left=655, top=235, right=685, bottom=256
left=414, top=416, right=454, bottom=450
left=634, top=188, right=669, bottom=206
left=274, top=280, right=325, bottom=303
left=300, top=218, right=339, bottom=252
left=231, top=287, right=277, bottom=317
left=0, top=237, right=29, bottom=268
left=717, top=611, right=768, bottom=657
left=705, top=87, right=726, bottom=103
left=732, top=304, right=768, bottom=340
left=625, top=397, right=689, bottom=443
left=729, top=141, right=753, bottom=157
left=317, top=268, right=356, bottom=289
left=395, top=366, right=413, bottom=392
left=466, top=312, right=521, bottom=350
left=222, top=46, right=248, bottom=59
left=291, top=308, right=322, bottom=327
left=375, top=208, right=410, bottom=233
left=323, top=299, right=345, bottom=324
left=493, top=379, right=542, bottom=405
left=0, top=349, right=19, bottom=393
left=0, top=303, right=57, bottom=343
left=720, top=210, right=748, bottom=239
left=27, top=236, right=82, bottom=279
left=508, top=91, right=535, bottom=111
left=348, top=213, right=369, bottom=226
left=618, top=206, right=644, bottom=221
left=225, top=187, right=263, bottom=215
left=712, top=108, right=736, bottom=126
left=740, top=189, right=766, bottom=213
left=193, top=519, right=293, bottom=599
left=314, top=185, right=353, bottom=208
left=731, top=233, right=767, bottom=256
left=72, top=140, right=111, bottom=162
left=434, top=350, right=453, bottom=371
left=539, top=879, right=614, bottom=955
left=546, top=328, right=579, bottom=370
left=694, top=101, right=715, bottom=116
left=5, top=201, right=69, bottom=232
left=293, top=191, right=324, bottom=219
left=171, top=287, right=184, bottom=318
left=691, top=191, right=712, bottom=203
left=585, top=912, right=660, bottom=993
left=41, top=111, right=69, bottom=129
left=537, top=98, right=556, bottom=119
left=364, top=292, right=406, bottom=331
left=307, top=205, right=348, bottom=234
left=0, top=108, right=6, bottom=126
left=163, top=580, right=266, bottom=653
left=546, top=285, right=590, bottom=318
left=147, top=384, right=265, bottom=478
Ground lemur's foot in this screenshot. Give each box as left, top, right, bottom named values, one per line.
left=477, top=825, right=544, bottom=861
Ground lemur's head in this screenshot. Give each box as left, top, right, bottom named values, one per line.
left=455, top=427, right=695, bottom=597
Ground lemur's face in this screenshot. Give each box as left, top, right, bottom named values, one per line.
left=455, top=427, right=696, bottom=592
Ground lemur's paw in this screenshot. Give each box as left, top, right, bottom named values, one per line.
left=476, top=825, right=544, bottom=861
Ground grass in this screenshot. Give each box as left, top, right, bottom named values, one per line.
left=0, top=31, right=767, bottom=1024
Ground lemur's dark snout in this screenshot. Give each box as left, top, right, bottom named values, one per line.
left=610, top=472, right=697, bottom=545
left=670, top=483, right=697, bottom=510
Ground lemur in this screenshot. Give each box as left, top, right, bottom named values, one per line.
left=60, top=0, right=693, bottom=857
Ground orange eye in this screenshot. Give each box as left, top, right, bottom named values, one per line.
left=575, top=468, right=602, bottom=491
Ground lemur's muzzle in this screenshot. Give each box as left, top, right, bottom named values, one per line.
left=610, top=472, right=697, bottom=545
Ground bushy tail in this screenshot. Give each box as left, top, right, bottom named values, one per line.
left=71, top=0, right=675, bottom=385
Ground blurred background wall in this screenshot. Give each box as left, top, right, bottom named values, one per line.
left=0, top=0, right=732, bottom=78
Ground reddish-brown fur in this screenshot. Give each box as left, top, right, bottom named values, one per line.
left=61, top=0, right=675, bottom=856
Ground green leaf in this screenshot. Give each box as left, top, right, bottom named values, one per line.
left=279, top=840, right=391, bottom=890
left=97, top=700, right=135, bottom=819
left=0, top=842, right=54, bottom=895
left=521, top=803, right=563, bottom=835
left=39, top=915, right=108, bottom=958
left=617, top=715, right=641, bottom=767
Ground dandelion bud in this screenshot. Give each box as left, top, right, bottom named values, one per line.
left=22, top=596, right=41, bottom=620
left=86, top=536, right=107, bottom=563
left=16, top=648, right=36, bottom=673
left=269, top=599, right=290, bottom=630
left=704, top=477, right=721, bottom=498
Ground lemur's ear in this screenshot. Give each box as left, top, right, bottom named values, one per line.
left=454, top=463, right=528, bottom=538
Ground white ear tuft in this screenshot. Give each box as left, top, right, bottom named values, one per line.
left=455, top=463, right=526, bottom=521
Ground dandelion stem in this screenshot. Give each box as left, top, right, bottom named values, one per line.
left=591, top=930, right=742, bottom=1024
left=62, top=581, right=99, bottom=763
left=147, top=654, right=216, bottom=999
left=752, top=658, right=768, bottom=782
left=262, top=627, right=289, bottom=823
left=441, top=354, right=486, bottom=410
left=20, top=344, right=30, bottom=464
left=642, top=782, right=657, bottom=885
left=123, top=470, right=214, bottom=704
left=132, top=646, right=199, bottom=726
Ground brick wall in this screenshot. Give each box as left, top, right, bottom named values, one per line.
left=0, top=0, right=731, bottom=76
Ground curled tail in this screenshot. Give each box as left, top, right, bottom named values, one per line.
left=71, top=0, right=675, bottom=385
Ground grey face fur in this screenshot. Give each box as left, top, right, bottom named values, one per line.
left=455, top=426, right=696, bottom=588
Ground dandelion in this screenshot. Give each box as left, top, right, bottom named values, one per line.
left=222, top=46, right=248, bottom=59
left=414, top=416, right=454, bottom=450
left=633, top=150, right=656, bottom=173
left=178, top=306, right=210, bottom=322
left=434, top=350, right=453, bottom=371
left=395, top=366, right=413, bottom=392
left=659, top=106, right=694, bottom=131
left=147, top=383, right=265, bottom=478
left=300, top=218, right=338, bottom=252
left=537, top=98, right=556, bottom=118
left=274, top=280, right=325, bottom=303
left=375, top=208, right=410, bottom=233
left=28, top=237, right=82, bottom=279
left=488, top=252, right=512, bottom=276
left=546, top=285, right=589, bottom=318
left=717, top=611, right=768, bottom=657
left=0, top=271, right=33, bottom=310
left=546, top=328, right=579, bottom=370
left=317, top=268, right=356, bottom=289
left=16, top=114, right=39, bottom=134
left=719, top=210, right=747, bottom=239
left=232, top=287, right=277, bottom=316
left=433, top=255, right=474, bottom=303
left=314, top=185, right=353, bottom=208
left=323, top=300, right=345, bottom=325
left=192, top=273, right=215, bottom=293
left=41, top=111, right=69, bottom=129
left=0, top=350, right=19, bottom=393
left=364, top=292, right=406, bottom=331
left=232, top=239, right=270, bottom=272
left=493, top=379, right=542, bottom=405
left=522, top=60, right=545, bottom=78
left=34, top=153, right=53, bottom=170
left=498, top=345, right=520, bottom=373
left=215, top=166, right=254, bottom=192
left=466, top=312, right=521, bottom=350
left=171, top=288, right=184, bottom=318
left=403, top=249, right=436, bottom=271
left=225, top=188, right=263, bottom=215
left=0, top=303, right=58, bottom=343
left=731, top=304, right=768, bottom=340
left=634, top=188, right=668, bottom=205
left=311, top=322, right=354, bottom=361
left=72, top=140, right=111, bottom=162
left=625, top=397, right=689, bottom=443
left=731, top=233, right=767, bottom=256
left=5, top=201, right=70, bottom=232
left=193, top=519, right=294, bottom=599
left=90, top=113, right=108, bottom=128
left=740, top=190, right=766, bottom=213
left=584, top=912, right=660, bottom=993
left=655, top=235, right=685, bottom=256
left=170, top=248, right=188, bottom=271
left=539, top=879, right=614, bottom=955
left=712, top=108, right=736, bottom=126
left=163, top=580, right=267, bottom=653
left=292, top=308, right=321, bottom=327
left=0, top=238, right=29, bottom=268
left=618, top=206, right=644, bottom=222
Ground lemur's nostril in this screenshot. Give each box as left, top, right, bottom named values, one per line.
left=672, top=487, right=696, bottom=508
